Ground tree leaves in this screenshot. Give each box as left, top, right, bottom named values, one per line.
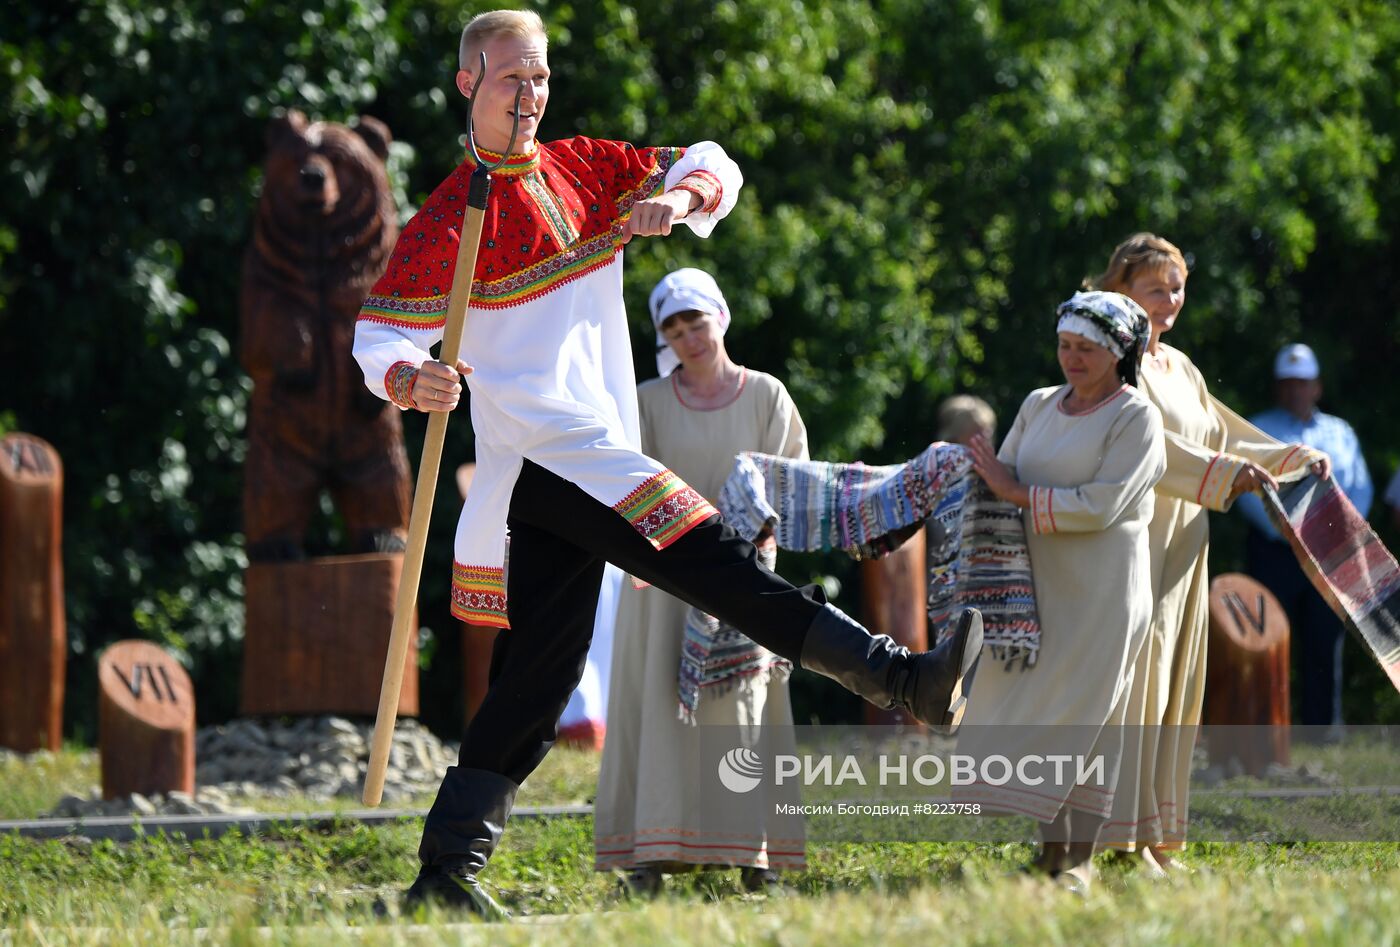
left=2, top=0, right=1397, bottom=730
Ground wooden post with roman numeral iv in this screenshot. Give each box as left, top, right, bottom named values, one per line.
left=97, top=640, right=195, bottom=799
left=1204, top=572, right=1291, bottom=775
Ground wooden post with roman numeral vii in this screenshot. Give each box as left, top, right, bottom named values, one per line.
left=97, top=640, right=195, bottom=799
left=1204, top=572, right=1291, bottom=775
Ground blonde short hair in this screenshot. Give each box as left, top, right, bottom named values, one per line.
left=459, top=10, right=547, bottom=70
left=937, top=395, right=996, bottom=445
left=1088, top=232, right=1189, bottom=294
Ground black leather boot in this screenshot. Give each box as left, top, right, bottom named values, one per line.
left=403, top=766, right=518, bottom=919
left=799, top=604, right=982, bottom=732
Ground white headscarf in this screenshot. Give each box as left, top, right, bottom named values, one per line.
left=1055, top=312, right=1125, bottom=358
left=1053, top=290, right=1151, bottom=386
left=647, top=267, right=731, bottom=377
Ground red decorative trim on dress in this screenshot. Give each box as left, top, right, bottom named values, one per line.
left=1030, top=485, right=1056, bottom=535
left=671, top=368, right=747, bottom=412
left=1277, top=445, right=1303, bottom=474
left=1056, top=383, right=1129, bottom=417
left=594, top=832, right=807, bottom=869
left=1197, top=454, right=1221, bottom=505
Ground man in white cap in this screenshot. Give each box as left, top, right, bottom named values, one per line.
left=1236, top=343, right=1372, bottom=732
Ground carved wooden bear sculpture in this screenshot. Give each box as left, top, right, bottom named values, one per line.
left=241, top=111, right=411, bottom=561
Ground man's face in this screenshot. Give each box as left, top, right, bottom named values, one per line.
left=455, top=32, right=550, bottom=153
left=1276, top=378, right=1321, bottom=419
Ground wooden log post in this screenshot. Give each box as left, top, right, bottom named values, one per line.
left=0, top=433, right=66, bottom=752
left=860, top=526, right=929, bottom=727
left=98, top=640, right=195, bottom=798
left=241, top=553, right=418, bottom=717
left=1204, top=572, right=1291, bottom=775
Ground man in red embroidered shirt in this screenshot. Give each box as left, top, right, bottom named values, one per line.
left=353, top=10, right=981, bottom=917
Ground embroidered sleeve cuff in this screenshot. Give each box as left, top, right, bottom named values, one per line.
left=1196, top=452, right=1249, bottom=511
left=671, top=170, right=724, bottom=214
left=385, top=361, right=420, bottom=410
left=1275, top=444, right=1326, bottom=478
left=1029, top=485, right=1058, bottom=535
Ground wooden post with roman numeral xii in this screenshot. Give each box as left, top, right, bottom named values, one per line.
left=97, top=640, right=195, bottom=798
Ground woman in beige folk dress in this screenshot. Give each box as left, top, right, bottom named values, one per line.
left=1091, top=234, right=1331, bottom=872
left=594, top=268, right=808, bottom=895
left=965, top=291, right=1165, bottom=893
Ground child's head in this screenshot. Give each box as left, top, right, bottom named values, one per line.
left=458, top=10, right=547, bottom=71
left=455, top=10, right=550, bottom=153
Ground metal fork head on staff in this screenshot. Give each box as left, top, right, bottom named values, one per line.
left=465, top=51, right=526, bottom=171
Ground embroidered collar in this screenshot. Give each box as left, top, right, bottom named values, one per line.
left=466, top=144, right=541, bottom=176
left=1057, top=383, right=1129, bottom=417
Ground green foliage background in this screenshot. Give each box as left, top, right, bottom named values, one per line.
left=1, top=0, right=1397, bottom=737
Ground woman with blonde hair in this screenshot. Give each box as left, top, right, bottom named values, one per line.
left=1091, top=233, right=1330, bottom=872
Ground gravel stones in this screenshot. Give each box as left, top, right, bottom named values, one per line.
left=47, top=785, right=255, bottom=819
left=192, top=715, right=458, bottom=803
left=36, top=715, right=458, bottom=819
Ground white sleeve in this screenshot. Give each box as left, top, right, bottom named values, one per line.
left=665, top=140, right=743, bottom=238
left=352, top=317, right=440, bottom=407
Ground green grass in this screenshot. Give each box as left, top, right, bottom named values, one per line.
left=3, top=742, right=1398, bottom=943
left=0, top=744, right=602, bottom=821
left=0, top=749, right=100, bottom=820
left=2, top=822, right=1398, bottom=944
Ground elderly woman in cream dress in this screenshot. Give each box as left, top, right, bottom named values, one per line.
left=1090, top=234, right=1330, bottom=873
left=593, top=268, right=808, bottom=895
left=963, top=291, right=1165, bottom=893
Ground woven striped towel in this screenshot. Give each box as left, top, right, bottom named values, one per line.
left=718, top=443, right=1041, bottom=668
left=1262, top=475, right=1400, bottom=695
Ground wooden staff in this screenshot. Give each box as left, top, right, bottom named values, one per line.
left=363, top=56, right=524, bottom=807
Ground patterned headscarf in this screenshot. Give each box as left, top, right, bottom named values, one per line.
left=648, top=268, right=731, bottom=377
left=1054, top=290, right=1151, bottom=386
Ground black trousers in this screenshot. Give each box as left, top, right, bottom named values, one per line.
left=457, top=460, right=827, bottom=786
left=1246, top=529, right=1344, bottom=727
